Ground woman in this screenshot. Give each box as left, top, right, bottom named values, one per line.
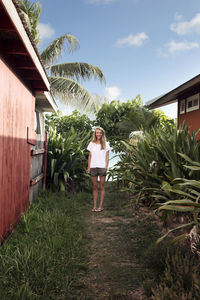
left=87, top=127, right=110, bottom=212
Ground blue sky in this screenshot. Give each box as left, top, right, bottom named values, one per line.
left=38, top=0, right=200, bottom=118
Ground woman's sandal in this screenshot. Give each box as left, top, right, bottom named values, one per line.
left=91, top=208, right=97, bottom=212
left=96, top=208, right=104, bottom=212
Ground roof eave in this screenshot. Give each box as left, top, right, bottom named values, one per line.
left=146, top=74, right=200, bottom=109
left=1, top=0, right=50, bottom=91
left=35, top=91, right=57, bottom=113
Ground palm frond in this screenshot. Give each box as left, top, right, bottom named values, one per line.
left=40, top=34, right=80, bottom=66
left=50, top=76, right=96, bottom=111
left=50, top=62, right=105, bottom=83
left=17, top=0, right=41, bottom=44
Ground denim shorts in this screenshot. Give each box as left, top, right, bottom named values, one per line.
left=89, top=168, right=107, bottom=177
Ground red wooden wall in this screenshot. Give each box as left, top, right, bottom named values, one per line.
left=178, top=102, right=200, bottom=140
left=0, top=56, right=35, bottom=240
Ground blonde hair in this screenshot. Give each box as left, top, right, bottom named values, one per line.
left=92, top=127, right=106, bottom=150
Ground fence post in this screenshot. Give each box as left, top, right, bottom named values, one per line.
left=43, top=131, right=48, bottom=190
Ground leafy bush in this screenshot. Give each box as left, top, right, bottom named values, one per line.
left=155, top=154, right=200, bottom=245
left=47, top=126, right=91, bottom=192
left=111, top=122, right=200, bottom=245
left=111, top=122, right=200, bottom=204
left=45, top=111, right=93, bottom=192
left=45, top=110, right=93, bottom=136
left=95, top=95, right=175, bottom=153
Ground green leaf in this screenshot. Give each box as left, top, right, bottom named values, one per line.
left=178, top=180, right=200, bottom=189
left=183, top=165, right=200, bottom=171
left=170, top=233, right=188, bottom=244
left=157, top=205, right=195, bottom=212
left=41, top=34, right=80, bottom=66
left=50, top=62, right=105, bottom=83
left=177, top=152, right=200, bottom=167
left=156, top=222, right=194, bottom=244
left=158, top=199, right=200, bottom=207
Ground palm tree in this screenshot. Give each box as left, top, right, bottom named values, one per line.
left=17, top=0, right=41, bottom=44
left=41, top=35, right=105, bottom=111
left=17, top=0, right=105, bottom=111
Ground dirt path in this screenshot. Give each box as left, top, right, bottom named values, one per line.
left=80, top=190, right=158, bottom=300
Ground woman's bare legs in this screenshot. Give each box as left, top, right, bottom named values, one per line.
left=91, top=176, right=98, bottom=210
left=98, top=176, right=106, bottom=210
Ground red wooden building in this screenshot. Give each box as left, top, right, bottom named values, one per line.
left=0, top=0, right=57, bottom=241
left=146, top=74, right=200, bottom=139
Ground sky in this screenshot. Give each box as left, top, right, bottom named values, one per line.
left=37, top=0, right=200, bottom=118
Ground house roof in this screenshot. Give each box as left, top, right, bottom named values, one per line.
left=146, top=74, right=200, bottom=109
left=36, top=91, right=57, bottom=113
left=0, top=0, right=57, bottom=112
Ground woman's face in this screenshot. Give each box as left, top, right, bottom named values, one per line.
left=95, top=129, right=103, bottom=140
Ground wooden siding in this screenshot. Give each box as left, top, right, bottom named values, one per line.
left=178, top=100, right=200, bottom=140
left=0, top=56, right=35, bottom=240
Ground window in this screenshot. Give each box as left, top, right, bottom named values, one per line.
left=180, top=99, right=185, bottom=114
left=186, top=93, right=199, bottom=112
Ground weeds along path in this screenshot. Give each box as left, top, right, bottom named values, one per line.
left=81, top=188, right=160, bottom=300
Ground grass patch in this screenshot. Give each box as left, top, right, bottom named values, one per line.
left=100, top=190, right=200, bottom=299
left=0, top=191, right=90, bottom=300
left=1, top=187, right=200, bottom=299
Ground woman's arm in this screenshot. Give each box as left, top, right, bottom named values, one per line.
left=87, top=152, right=91, bottom=173
left=105, top=151, right=109, bottom=171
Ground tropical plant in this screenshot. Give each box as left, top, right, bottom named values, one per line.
left=18, top=0, right=106, bottom=111
left=47, top=125, right=91, bottom=192
left=95, top=95, right=175, bottom=152
left=41, top=38, right=105, bottom=111
left=17, top=0, right=41, bottom=44
left=111, top=122, right=200, bottom=203
left=155, top=154, right=200, bottom=248
left=118, top=105, right=175, bottom=135
left=111, top=122, right=200, bottom=248
left=45, top=110, right=93, bottom=138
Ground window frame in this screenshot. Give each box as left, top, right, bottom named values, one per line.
left=180, top=99, right=185, bottom=115
left=186, top=93, right=199, bottom=113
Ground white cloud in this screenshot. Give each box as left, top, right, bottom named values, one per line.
left=38, top=23, right=55, bottom=40
left=104, top=86, right=121, bottom=100
left=171, top=13, right=200, bottom=35
left=115, top=32, right=149, bottom=47
left=167, top=40, right=199, bottom=54
left=86, top=0, right=116, bottom=4
left=158, top=40, right=199, bottom=56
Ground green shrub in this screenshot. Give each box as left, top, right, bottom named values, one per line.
left=47, top=126, right=91, bottom=192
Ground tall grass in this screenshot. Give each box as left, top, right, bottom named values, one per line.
left=0, top=191, right=90, bottom=300
left=151, top=247, right=200, bottom=300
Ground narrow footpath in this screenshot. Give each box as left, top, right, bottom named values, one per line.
left=79, top=188, right=160, bottom=300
